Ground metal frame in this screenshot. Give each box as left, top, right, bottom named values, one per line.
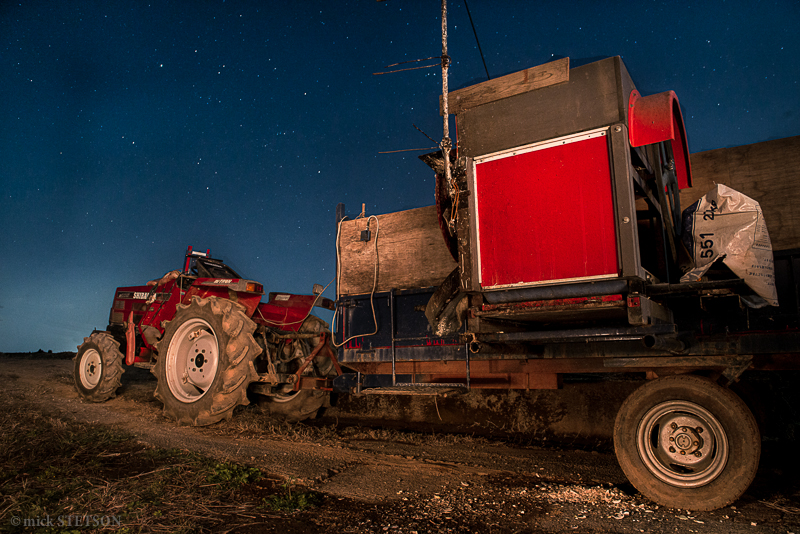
left=608, top=123, right=645, bottom=280
left=468, top=125, right=647, bottom=293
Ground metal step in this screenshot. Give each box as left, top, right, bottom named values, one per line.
left=361, top=383, right=468, bottom=396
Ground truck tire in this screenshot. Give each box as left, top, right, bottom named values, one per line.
left=74, top=332, right=125, bottom=402
left=259, top=315, right=333, bottom=422
left=153, top=296, right=261, bottom=426
left=614, top=375, right=760, bottom=511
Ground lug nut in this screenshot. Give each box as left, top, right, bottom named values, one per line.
left=669, top=447, right=676, bottom=453
left=695, top=451, right=703, bottom=457
left=693, top=441, right=699, bottom=446
left=669, top=437, right=675, bottom=442
left=671, top=423, right=678, bottom=430
left=680, top=450, right=686, bottom=455
left=696, top=427, right=704, bottom=433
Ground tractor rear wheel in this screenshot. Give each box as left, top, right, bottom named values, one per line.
left=154, top=296, right=261, bottom=426
left=74, top=332, right=125, bottom=402
left=614, top=375, right=760, bottom=510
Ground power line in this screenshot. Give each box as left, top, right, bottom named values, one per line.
left=463, top=0, right=490, bottom=80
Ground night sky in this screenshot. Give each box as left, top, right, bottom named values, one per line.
left=2, top=1, right=798, bottom=352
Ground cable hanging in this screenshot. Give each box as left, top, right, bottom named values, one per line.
left=464, top=0, right=490, bottom=80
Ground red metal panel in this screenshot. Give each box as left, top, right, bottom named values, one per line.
left=474, top=131, right=619, bottom=288
left=627, top=90, right=693, bottom=189
left=253, top=293, right=319, bottom=332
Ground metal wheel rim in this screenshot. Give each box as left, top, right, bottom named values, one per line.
left=80, top=348, right=102, bottom=389
left=637, top=399, right=728, bottom=488
left=166, top=317, right=220, bottom=403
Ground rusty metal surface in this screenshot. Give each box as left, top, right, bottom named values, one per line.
left=603, top=354, right=750, bottom=369
left=292, top=332, right=342, bottom=391
left=361, top=384, right=466, bottom=396
left=475, top=324, right=676, bottom=344
left=254, top=372, right=296, bottom=384
left=475, top=295, right=626, bottom=322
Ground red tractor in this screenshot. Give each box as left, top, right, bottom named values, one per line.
left=74, top=246, right=341, bottom=425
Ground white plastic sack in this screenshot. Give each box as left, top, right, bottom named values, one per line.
left=681, top=184, right=777, bottom=307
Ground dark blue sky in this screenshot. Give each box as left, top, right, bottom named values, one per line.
left=2, top=1, right=798, bottom=352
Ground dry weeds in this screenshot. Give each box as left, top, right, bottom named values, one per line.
left=0, top=396, right=316, bottom=533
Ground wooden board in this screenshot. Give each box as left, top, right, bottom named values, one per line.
left=440, top=57, right=569, bottom=116
left=337, top=205, right=458, bottom=296
left=682, top=135, right=800, bottom=251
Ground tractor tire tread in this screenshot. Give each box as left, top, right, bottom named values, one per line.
left=74, top=332, right=125, bottom=402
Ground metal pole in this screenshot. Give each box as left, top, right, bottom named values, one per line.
left=390, top=289, right=397, bottom=386
left=440, top=0, right=453, bottom=204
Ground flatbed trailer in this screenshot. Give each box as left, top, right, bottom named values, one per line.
left=329, top=57, right=800, bottom=511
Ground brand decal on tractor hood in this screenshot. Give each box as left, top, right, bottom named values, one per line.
left=117, top=291, right=168, bottom=301
left=118, top=291, right=150, bottom=300
left=213, top=279, right=234, bottom=284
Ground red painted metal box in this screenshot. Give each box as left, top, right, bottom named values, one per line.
left=473, top=128, right=619, bottom=289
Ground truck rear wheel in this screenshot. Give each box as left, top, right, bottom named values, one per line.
left=154, top=296, right=261, bottom=426
left=74, top=332, right=125, bottom=402
left=614, top=375, right=760, bottom=511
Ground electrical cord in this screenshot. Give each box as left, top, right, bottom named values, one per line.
left=255, top=212, right=381, bottom=344
left=256, top=277, right=335, bottom=329
left=332, top=214, right=380, bottom=348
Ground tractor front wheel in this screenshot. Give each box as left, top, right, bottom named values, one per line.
left=154, top=296, right=261, bottom=426
left=74, top=332, right=125, bottom=402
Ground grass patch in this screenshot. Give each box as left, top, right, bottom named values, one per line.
left=261, top=479, right=321, bottom=512
left=206, top=461, right=262, bottom=488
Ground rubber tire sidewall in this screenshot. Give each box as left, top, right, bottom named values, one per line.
left=154, top=297, right=260, bottom=426
left=262, top=389, right=330, bottom=422
left=614, top=374, right=760, bottom=511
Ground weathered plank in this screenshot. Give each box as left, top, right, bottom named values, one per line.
left=682, top=135, right=800, bottom=251
left=338, top=205, right=457, bottom=296
left=440, top=57, right=569, bottom=116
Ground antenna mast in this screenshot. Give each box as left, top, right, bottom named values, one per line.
left=440, top=0, right=453, bottom=207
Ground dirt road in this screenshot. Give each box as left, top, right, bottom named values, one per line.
left=2, top=355, right=799, bottom=533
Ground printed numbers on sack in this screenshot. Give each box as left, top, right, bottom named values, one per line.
left=700, top=233, right=715, bottom=258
